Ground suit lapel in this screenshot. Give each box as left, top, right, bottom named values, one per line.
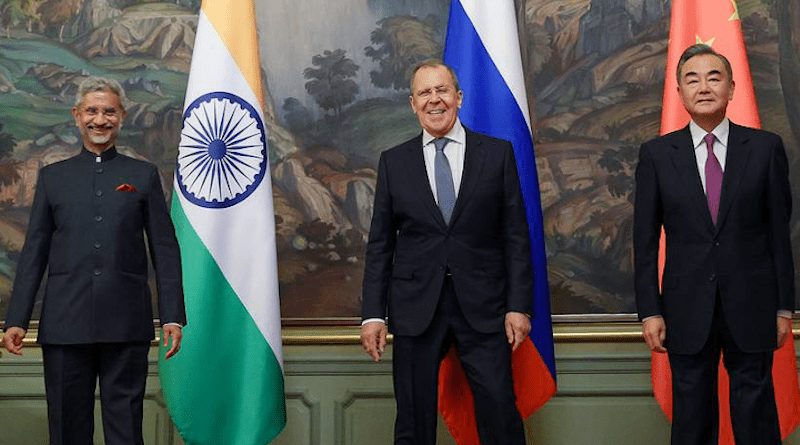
left=715, top=123, right=750, bottom=232
left=670, top=126, right=716, bottom=232
left=448, top=130, right=486, bottom=227
left=402, top=135, right=449, bottom=227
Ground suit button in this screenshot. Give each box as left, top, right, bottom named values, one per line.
left=709, top=274, right=716, bottom=281
left=714, top=241, right=720, bottom=246
left=94, top=241, right=101, bottom=249
left=94, top=269, right=101, bottom=276
left=95, top=190, right=103, bottom=197
left=95, top=167, right=103, bottom=174
left=94, top=215, right=103, bottom=222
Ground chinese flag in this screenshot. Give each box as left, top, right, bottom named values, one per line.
left=655, top=0, right=800, bottom=442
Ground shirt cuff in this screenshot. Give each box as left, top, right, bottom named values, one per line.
left=642, top=315, right=663, bottom=322
left=163, top=322, right=183, bottom=328
left=778, top=310, right=792, bottom=319
left=361, top=318, right=386, bottom=326
left=507, top=311, right=531, bottom=318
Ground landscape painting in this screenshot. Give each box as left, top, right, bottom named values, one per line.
left=0, top=0, right=798, bottom=322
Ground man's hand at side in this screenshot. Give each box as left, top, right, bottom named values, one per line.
left=162, top=324, right=183, bottom=359
left=642, top=317, right=667, bottom=353
left=777, top=316, right=792, bottom=348
left=505, top=312, right=531, bottom=352
left=361, top=321, right=388, bottom=362
left=2, top=327, right=26, bottom=355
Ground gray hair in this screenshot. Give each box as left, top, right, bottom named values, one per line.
left=74, top=76, right=128, bottom=109
left=676, top=44, right=733, bottom=84
left=410, top=59, right=461, bottom=94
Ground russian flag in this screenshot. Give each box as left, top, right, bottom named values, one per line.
left=436, top=1, right=557, bottom=443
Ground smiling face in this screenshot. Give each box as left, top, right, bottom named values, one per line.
left=677, top=53, right=735, bottom=131
left=72, top=89, right=126, bottom=154
left=409, top=65, right=463, bottom=138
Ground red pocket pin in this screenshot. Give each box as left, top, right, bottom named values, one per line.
left=116, top=183, right=136, bottom=192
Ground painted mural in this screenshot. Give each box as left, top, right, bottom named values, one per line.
left=0, top=0, right=798, bottom=321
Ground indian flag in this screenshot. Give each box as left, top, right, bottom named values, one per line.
left=158, top=0, right=286, bottom=443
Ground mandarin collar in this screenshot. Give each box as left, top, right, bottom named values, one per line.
left=80, top=146, right=118, bottom=163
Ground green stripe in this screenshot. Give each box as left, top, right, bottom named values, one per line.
left=159, top=197, right=286, bottom=444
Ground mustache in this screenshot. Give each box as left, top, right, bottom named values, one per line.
left=86, top=123, right=115, bottom=130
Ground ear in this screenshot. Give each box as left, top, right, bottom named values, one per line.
left=409, top=95, right=416, bottom=113
left=728, top=80, right=735, bottom=100
left=71, top=106, right=80, bottom=124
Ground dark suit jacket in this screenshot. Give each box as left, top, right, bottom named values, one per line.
left=4, top=147, right=186, bottom=344
left=361, top=128, right=533, bottom=337
left=634, top=122, right=794, bottom=354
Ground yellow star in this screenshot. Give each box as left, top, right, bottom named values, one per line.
left=729, top=0, right=740, bottom=21
left=696, top=35, right=716, bottom=47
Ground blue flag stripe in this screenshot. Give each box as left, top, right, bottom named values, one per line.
left=443, top=0, right=556, bottom=378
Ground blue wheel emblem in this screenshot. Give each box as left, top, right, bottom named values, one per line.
left=177, top=92, right=267, bottom=208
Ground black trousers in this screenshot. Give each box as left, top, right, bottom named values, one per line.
left=42, top=342, right=150, bottom=445
left=391, top=276, right=525, bottom=445
left=668, top=293, right=781, bottom=445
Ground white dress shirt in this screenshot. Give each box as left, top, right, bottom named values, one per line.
left=689, top=118, right=729, bottom=194
left=422, top=118, right=466, bottom=201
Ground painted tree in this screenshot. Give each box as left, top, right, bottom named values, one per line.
left=364, top=15, right=440, bottom=90
left=303, top=49, right=359, bottom=117
left=20, top=0, right=44, bottom=33
left=282, top=97, right=312, bottom=132
left=37, top=0, right=80, bottom=42
left=0, top=122, right=20, bottom=187
left=1, top=0, right=24, bottom=37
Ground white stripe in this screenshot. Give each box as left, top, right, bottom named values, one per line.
left=178, top=11, right=283, bottom=368
left=459, top=0, right=532, bottom=132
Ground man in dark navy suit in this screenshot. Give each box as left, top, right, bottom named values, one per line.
left=2, top=76, right=186, bottom=445
left=360, top=60, right=532, bottom=445
left=635, top=44, right=794, bottom=445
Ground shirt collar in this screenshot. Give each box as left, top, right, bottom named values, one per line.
left=689, top=117, right=729, bottom=149
left=421, top=117, right=466, bottom=147
left=80, top=146, right=118, bottom=162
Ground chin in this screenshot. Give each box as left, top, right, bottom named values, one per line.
left=89, top=135, right=113, bottom=145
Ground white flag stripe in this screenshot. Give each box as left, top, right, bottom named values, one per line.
left=177, top=11, right=283, bottom=367
left=459, top=0, right=532, bottom=132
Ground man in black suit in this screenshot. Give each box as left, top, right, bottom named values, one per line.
left=634, top=44, right=793, bottom=445
left=2, top=76, right=186, bottom=445
left=360, top=60, right=533, bottom=445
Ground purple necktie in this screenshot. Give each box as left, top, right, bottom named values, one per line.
left=704, top=133, right=723, bottom=224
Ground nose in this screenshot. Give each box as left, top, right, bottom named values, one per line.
left=92, top=112, right=109, bottom=125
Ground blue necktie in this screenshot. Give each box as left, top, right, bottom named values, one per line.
left=434, top=138, right=455, bottom=224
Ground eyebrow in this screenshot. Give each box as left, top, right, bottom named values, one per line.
left=683, top=69, right=723, bottom=79
left=417, top=84, right=450, bottom=92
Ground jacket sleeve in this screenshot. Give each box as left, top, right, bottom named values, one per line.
left=633, top=141, right=663, bottom=320
left=502, top=141, right=534, bottom=316
left=143, top=167, right=186, bottom=326
left=765, top=135, right=795, bottom=312
left=5, top=169, right=54, bottom=330
left=361, top=152, right=396, bottom=321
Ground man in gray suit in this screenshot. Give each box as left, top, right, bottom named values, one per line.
left=2, top=76, right=186, bottom=445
